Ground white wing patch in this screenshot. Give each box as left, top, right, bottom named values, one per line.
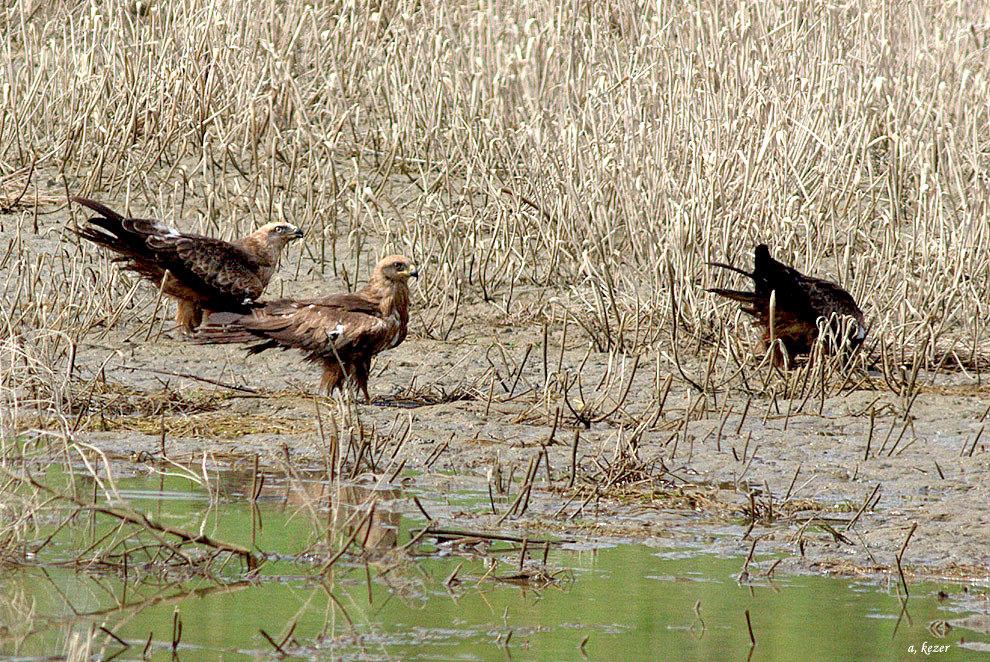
left=151, top=222, right=183, bottom=239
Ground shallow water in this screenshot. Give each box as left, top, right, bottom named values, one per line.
left=1, top=469, right=985, bottom=661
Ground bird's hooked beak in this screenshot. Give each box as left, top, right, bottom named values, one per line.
left=408, top=264, right=420, bottom=279
left=291, top=227, right=305, bottom=239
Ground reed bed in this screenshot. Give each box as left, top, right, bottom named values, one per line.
left=1, top=0, right=986, bottom=365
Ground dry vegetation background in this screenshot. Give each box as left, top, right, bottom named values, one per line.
left=4, top=0, right=990, bottom=395
left=3, top=0, right=990, bottom=574
left=5, top=0, right=990, bottom=655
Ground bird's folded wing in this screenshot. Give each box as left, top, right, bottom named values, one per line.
left=145, top=234, right=267, bottom=302
left=238, top=299, right=395, bottom=355
left=805, top=279, right=863, bottom=319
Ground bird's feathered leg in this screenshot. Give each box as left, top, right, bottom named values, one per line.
left=175, top=299, right=203, bottom=334
left=350, top=357, right=372, bottom=403
left=320, top=362, right=345, bottom=395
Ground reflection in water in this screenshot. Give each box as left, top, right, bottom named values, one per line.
left=215, top=467, right=401, bottom=554
left=2, top=471, right=988, bottom=662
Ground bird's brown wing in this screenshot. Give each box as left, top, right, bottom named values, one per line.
left=254, top=305, right=394, bottom=358
left=73, top=197, right=266, bottom=309
left=709, top=245, right=867, bottom=359
left=751, top=249, right=820, bottom=316
left=803, top=277, right=863, bottom=320
left=195, top=293, right=398, bottom=360
left=803, top=277, right=868, bottom=347
left=710, top=249, right=822, bottom=354
left=152, top=233, right=269, bottom=304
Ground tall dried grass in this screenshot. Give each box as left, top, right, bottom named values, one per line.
left=1, top=0, right=988, bottom=451
left=4, top=0, right=987, bottom=357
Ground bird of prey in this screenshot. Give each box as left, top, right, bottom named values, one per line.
left=71, top=197, right=303, bottom=333
left=194, top=255, right=419, bottom=400
left=707, top=244, right=867, bottom=364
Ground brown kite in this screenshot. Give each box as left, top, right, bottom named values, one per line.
left=194, top=255, right=418, bottom=400
left=71, top=197, right=303, bottom=333
left=707, top=244, right=867, bottom=363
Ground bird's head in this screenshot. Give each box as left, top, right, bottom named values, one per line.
left=376, top=255, right=419, bottom=283
left=259, top=221, right=305, bottom=247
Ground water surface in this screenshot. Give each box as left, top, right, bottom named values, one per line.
left=0, top=470, right=983, bottom=660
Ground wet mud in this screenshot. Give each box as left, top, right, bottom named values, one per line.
left=61, top=298, right=990, bottom=581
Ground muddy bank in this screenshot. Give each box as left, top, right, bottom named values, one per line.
left=54, top=305, right=990, bottom=581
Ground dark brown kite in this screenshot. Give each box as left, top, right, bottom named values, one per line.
left=72, top=197, right=303, bottom=333
left=194, top=255, right=418, bottom=400
left=707, top=244, right=867, bottom=363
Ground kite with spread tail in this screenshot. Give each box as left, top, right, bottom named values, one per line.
left=707, top=244, right=867, bottom=364
left=71, top=197, right=303, bottom=333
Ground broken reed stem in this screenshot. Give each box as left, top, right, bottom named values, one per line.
left=568, top=429, right=580, bottom=489
left=735, top=396, right=751, bottom=435
left=250, top=453, right=260, bottom=503
left=782, top=464, right=801, bottom=502
left=715, top=403, right=731, bottom=452
left=319, top=505, right=376, bottom=573
left=567, top=486, right=600, bottom=521
left=741, top=539, right=757, bottom=576
left=844, top=483, right=881, bottom=531
left=3, top=467, right=257, bottom=566
left=650, top=373, right=674, bottom=427
left=488, top=480, right=497, bottom=515
left=963, top=425, right=984, bottom=457
left=885, top=416, right=912, bottom=457
left=418, top=527, right=569, bottom=546
left=424, top=438, right=449, bottom=469
left=412, top=496, right=433, bottom=521
left=259, top=629, right=289, bottom=656
left=496, top=453, right=541, bottom=524
left=667, top=264, right=703, bottom=392
left=171, top=609, right=182, bottom=652
left=864, top=405, right=875, bottom=460
left=896, top=522, right=918, bottom=598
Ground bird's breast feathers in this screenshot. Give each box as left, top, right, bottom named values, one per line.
left=387, top=310, right=402, bottom=347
